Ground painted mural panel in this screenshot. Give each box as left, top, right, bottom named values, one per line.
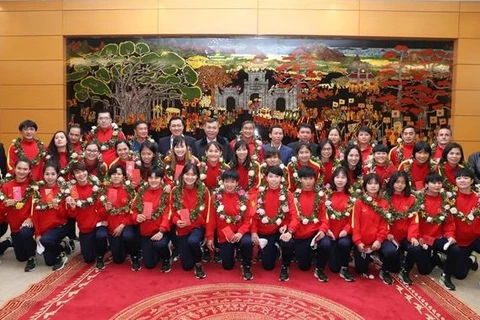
left=66, top=37, right=453, bottom=145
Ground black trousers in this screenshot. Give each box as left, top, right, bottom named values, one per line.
left=141, top=234, right=170, bottom=269
left=11, top=227, right=36, bottom=262
left=109, top=225, right=139, bottom=264
left=416, top=237, right=460, bottom=276
left=454, top=237, right=480, bottom=279
left=79, top=226, right=108, bottom=263
left=218, top=233, right=252, bottom=270
left=178, top=227, right=204, bottom=271
left=328, top=235, right=352, bottom=273
left=294, top=235, right=331, bottom=271
left=353, top=240, right=397, bottom=274
left=40, top=225, right=68, bottom=266
left=258, top=232, right=294, bottom=271
left=391, top=238, right=423, bottom=273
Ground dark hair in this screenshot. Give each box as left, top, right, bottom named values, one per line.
left=269, top=125, right=283, bottom=133
left=179, top=162, right=199, bottom=186
left=114, top=139, right=131, bottom=157
left=206, top=117, right=219, bottom=125
left=68, top=123, right=82, bottom=133
left=15, top=157, right=32, bottom=168
left=385, top=171, right=411, bottom=197
left=97, top=109, right=111, bottom=119
left=220, top=169, right=240, bottom=182
left=295, top=141, right=312, bottom=155
left=328, top=127, right=341, bottom=137
left=108, top=164, right=126, bottom=177
left=342, top=143, right=363, bottom=177
left=297, top=123, right=312, bottom=132
left=147, top=166, right=164, bottom=179
left=231, top=140, right=251, bottom=170
left=373, top=144, right=388, bottom=154
left=85, top=141, right=100, bottom=150
left=318, top=139, right=335, bottom=161
left=413, top=141, right=432, bottom=158
left=402, top=125, right=416, bottom=134
left=18, top=120, right=38, bottom=131
left=357, top=125, right=372, bottom=136
left=266, top=165, right=283, bottom=177
left=46, top=131, right=72, bottom=166
left=71, top=161, right=87, bottom=173
left=264, top=146, right=280, bottom=159
left=454, top=167, right=475, bottom=180
left=297, top=166, right=316, bottom=179
left=43, top=161, right=60, bottom=174
left=441, top=142, right=464, bottom=164
left=330, top=166, right=350, bottom=194
left=168, top=116, right=185, bottom=128
left=170, top=136, right=191, bottom=168
left=362, top=173, right=382, bottom=194
left=242, top=120, right=255, bottom=129
left=424, top=172, right=443, bottom=184
left=139, top=141, right=159, bottom=164
left=134, top=120, right=148, bottom=129
left=437, top=126, right=452, bottom=134
left=205, top=141, right=223, bottom=154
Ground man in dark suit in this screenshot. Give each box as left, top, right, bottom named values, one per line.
left=193, top=118, right=232, bottom=163
left=0, top=142, right=8, bottom=180
left=157, top=116, right=196, bottom=156
left=287, top=123, right=319, bottom=157
left=263, top=125, right=294, bottom=165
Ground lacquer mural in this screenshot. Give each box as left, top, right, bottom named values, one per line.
left=66, top=37, right=453, bottom=145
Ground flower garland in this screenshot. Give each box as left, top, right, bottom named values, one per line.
left=12, top=138, right=45, bottom=166
left=431, top=143, right=438, bottom=158
left=256, top=184, right=290, bottom=225
left=382, top=193, right=417, bottom=221
left=324, top=189, right=356, bottom=220
left=395, top=138, right=405, bottom=164
left=32, top=177, right=69, bottom=210
left=134, top=182, right=169, bottom=220
left=99, top=179, right=136, bottom=215
left=260, top=163, right=287, bottom=185
left=415, top=189, right=456, bottom=224
left=172, top=181, right=207, bottom=221
left=449, top=192, right=480, bottom=225
left=213, top=186, right=248, bottom=224
left=349, top=178, right=363, bottom=197
left=68, top=175, right=101, bottom=208
left=401, top=159, right=437, bottom=188
left=437, top=161, right=464, bottom=191
left=364, top=158, right=392, bottom=175
left=288, top=157, right=324, bottom=190
left=56, top=151, right=80, bottom=176
left=359, top=193, right=394, bottom=223
left=0, top=177, right=34, bottom=210
left=246, top=161, right=260, bottom=190
left=198, top=158, right=230, bottom=182
left=236, top=138, right=262, bottom=161
left=293, top=186, right=324, bottom=225
left=90, top=123, right=121, bottom=151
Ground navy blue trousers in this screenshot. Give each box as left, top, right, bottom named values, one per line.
left=109, top=225, right=139, bottom=264
left=390, top=238, right=423, bottom=273
left=79, top=226, right=108, bottom=263
left=454, top=237, right=480, bottom=279
left=353, top=240, right=397, bottom=274
left=178, top=227, right=204, bottom=271
left=258, top=232, right=294, bottom=271
left=0, top=223, right=11, bottom=255
left=217, top=233, right=252, bottom=270
left=328, top=235, right=353, bottom=273
left=141, top=234, right=170, bottom=269
left=40, top=225, right=68, bottom=266
left=417, top=237, right=460, bottom=276
left=294, top=235, right=331, bottom=271
left=11, top=227, right=35, bottom=262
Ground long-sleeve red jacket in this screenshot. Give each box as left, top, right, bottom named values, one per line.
left=389, top=194, right=419, bottom=242
left=131, top=188, right=171, bottom=237
left=418, top=193, right=455, bottom=241
left=352, top=196, right=389, bottom=246
left=8, top=139, right=45, bottom=181
left=1, top=179, right=33, bottom=233
left=67, top=182, right=103, bottom=234
left=453, top=191, right=480, bottom=247
left=32, top=184, right=67, bottom=237
left=326, top=191, right=352, bottom=238
left=293, top=189, right=328, bottom=240
left=98, top=184, right=134, bottom=234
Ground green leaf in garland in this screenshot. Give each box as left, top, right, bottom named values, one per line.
left=119, top=41, right=136, bottom=57
left=80, top=76, right=112, bottom=96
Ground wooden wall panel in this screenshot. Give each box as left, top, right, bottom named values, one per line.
left=455, top=141, right=479, bottom=160
left=0, top=36, right=63, bottom=61
left=451, top=116, right=480, bottom=142
left=259, top=10, right=358, bottom=36
left=0, top=11, right=62, bottom=36
left=0, top=1, right=62, bottom=11
left=63, top=10, right=157, bottom=35
left=0, top=85, right=64, bottom=110
left=63, top=0, right=158, bottom=10
left=359, top=11, right=459, bottom=38
left=360, top=1, right=459, bottom=12
left=0, top=109, right=65, bottom=134
left=460, top=2, right=480, bottom=12
left=454, top=65, right=480, bottom=91
left=456, top=39, right=480, bottom=65
left=0, top=61, right=64, bottom=85
left=259, top=0, right=360, bottom=10
left=160, top=0, right=258, bottom=9
left=459, top=13, right=480, bottom=38
left=158, top=9, right=258, bottom=34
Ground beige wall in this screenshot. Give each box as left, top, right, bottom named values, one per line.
left=0, top=0, right=478, bottom=155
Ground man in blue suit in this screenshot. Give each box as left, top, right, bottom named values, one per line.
left=287, top=123, right=319, bottom=157
left=193, top=118, right=233, bottom=163
left=157, top=116, right=196, bottom=156
left=263, top=125, right=294, bottom=165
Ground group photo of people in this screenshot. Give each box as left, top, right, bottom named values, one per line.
left=0, top=111, right=479, bottom=293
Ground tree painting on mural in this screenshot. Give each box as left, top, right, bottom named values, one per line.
left=66, top=38, right=453, bottom=146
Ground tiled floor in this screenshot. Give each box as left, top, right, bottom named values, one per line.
left=0, top=240, right=479, bottom=315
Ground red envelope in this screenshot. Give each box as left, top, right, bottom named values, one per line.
left=174, top=164, right=184, bottom=180
left=107, top=188, right=118, bottom=204
left=415, top=180, right=424, bottom=190
left=222, top=226, right=235, bottom=241
left=45, top=188, right=54, bottom=203
left=126, top=161, right=135, bottom=175
left=179, top=208, right=191, bottom=226
left=12, top=186, right=22, bottom=201
left=70, top=185, right=79, bottom=200
left=143, top=202, right=153, bottom=219
left=131, top=169, right=141, bottom=185
left=422, top=234, right=436, bottom=246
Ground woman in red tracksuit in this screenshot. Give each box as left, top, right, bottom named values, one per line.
left=0, top=158, right=35, bottom=271
left=450, top=168, right=480, bottom=280
left=384, top=171, right=421, bottom=285
left=199, top=141, right=229, bottom=190
left=293, top=166, right=330, bottom=282
left=170, top=163, right=211, bottom=279
left=341, top=144, right=364, bottom=193
left=318, top=139, right=338, bottom=187
left=398, top=141, right=436, bottom=191
left=325, top=166, right=355, bottom=282
left=229, top=140, right=261, bottom=194
left=287, top=142, right=322, bottom=192
left=416, top=172, right=459, bottom=291
left=132, top=166, right=171, bottom=272
left=251, top=165, right=299, bottom=282
left=32, top=162, right=69, bottom=271
left=99, top=164, right=140, bottom=271
left=352, top=173, right=397, bottom=284
left=206, top=170, right=253, bottom=280
left=83, top=142, right=107, bottom=181
left=436, top=142, right=465, bottom=191
left=66, top=162, right=107, bottom=269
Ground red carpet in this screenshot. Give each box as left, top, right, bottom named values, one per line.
left=1, top=254, right=479, bottom=320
